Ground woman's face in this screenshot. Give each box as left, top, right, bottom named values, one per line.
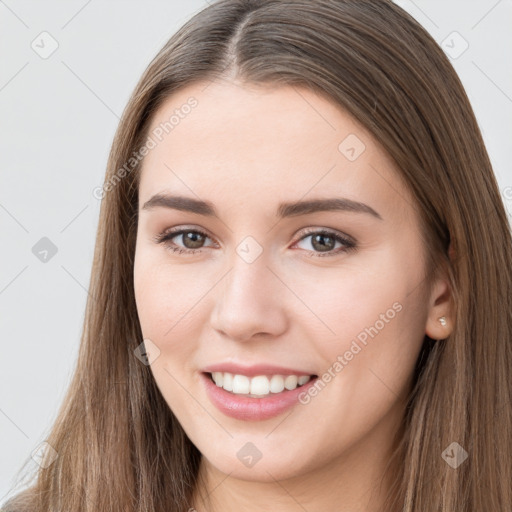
left=133, top=79, right=446, bottom=483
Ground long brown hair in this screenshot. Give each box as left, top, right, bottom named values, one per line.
left=4, top=1, right=511, bottom=510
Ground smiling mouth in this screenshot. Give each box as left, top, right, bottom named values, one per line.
left=205, top=371, right=318, bottom=398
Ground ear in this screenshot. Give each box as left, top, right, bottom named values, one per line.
left=424, top=249, right=455, bottom=340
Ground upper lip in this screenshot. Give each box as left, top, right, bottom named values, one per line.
left=201, top=362, right=317, bottom=377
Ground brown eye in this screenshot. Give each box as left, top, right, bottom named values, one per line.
left=294, top=229, right=356, bottom=257
left=310, top=233, right=336, bottom=252
left=180, top=231, right=207, bottom=249
left=154, top=228, right=214, bottom=254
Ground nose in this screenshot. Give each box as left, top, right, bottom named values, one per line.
left=209, top=254, right=289, bottom=342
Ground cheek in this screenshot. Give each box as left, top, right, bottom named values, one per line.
left=133, top=250, right=223, bottom=400
left=286, top=261, right=426, bottom=458
left=292, top=246, right=427, bottom=390
left=134, top=248, right=210, bottom=339
left=133, top=253, right=206, bottom=413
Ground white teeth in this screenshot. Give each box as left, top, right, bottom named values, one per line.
left=210, top=372, right=313, bottom=397
left=284, top=375, right=298, bottom=390
left=223, top=372, right=233, bottom=391
left=250, top=375, right=270, bottom=395
left=269, top=375, right=285, bottom=393
left=212, top=372, right=223, bottom=387
left=232, top=374, right=250, bottom=394
left=298, top=375, right=310, bottom=385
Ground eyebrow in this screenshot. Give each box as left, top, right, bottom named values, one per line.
left=141, top=193, right=383, bottom=220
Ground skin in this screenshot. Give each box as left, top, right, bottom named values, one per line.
left=133, top=79, right=453, bottom=512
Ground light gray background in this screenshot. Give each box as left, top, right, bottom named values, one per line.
left=1, top=0, right=511, bottom=501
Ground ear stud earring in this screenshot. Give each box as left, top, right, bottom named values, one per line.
left=438, top=316, right=447, bottom=326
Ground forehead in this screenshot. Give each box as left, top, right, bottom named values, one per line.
left=138, top=79, right=413, bottom=220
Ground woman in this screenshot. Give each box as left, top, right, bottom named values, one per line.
left=4, top=0, right=511, bottom=510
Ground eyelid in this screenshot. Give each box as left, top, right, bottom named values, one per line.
left=152, top=225, right=216, bottom=246
left=296, top=226, right=357, bottom=245
left=155, top=225, right=355, bottom=243
left=154, top=225, right=357, bottom=256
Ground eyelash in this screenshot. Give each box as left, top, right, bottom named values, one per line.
left=152, top=226, right=357, bottom=258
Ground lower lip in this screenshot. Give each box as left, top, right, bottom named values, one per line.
left=201, top=372, right=318, bottom=421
